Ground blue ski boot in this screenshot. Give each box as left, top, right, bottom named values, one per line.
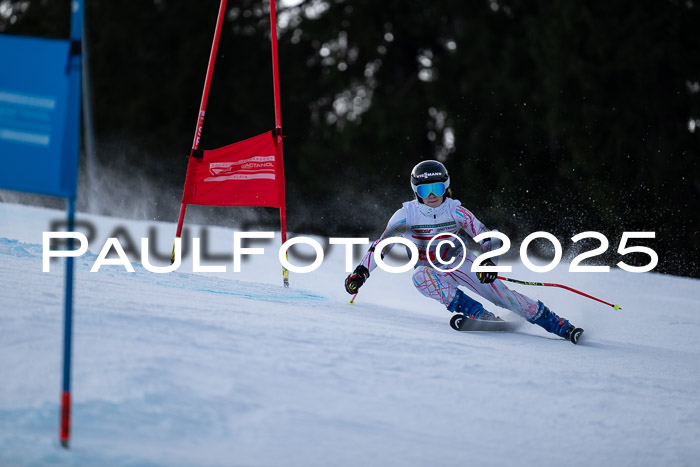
left=530, top=302, right=583, bottom=344
left=447, top=289, right=502, bottom=321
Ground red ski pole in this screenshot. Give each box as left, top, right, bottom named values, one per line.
left=497, top=276, right=621, bottom=310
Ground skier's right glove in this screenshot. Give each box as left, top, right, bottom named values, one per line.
left=476, top=259, right=498, bottom=284
left=345, top=265, right=370, bottom=294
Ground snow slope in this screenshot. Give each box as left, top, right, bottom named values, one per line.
left=1, top=202, right=699, bottom=466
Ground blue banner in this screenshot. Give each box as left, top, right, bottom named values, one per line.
left=0, top=34, right=80, bottom=199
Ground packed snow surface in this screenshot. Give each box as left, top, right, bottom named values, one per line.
left=1, top=203, right=699, bottom=466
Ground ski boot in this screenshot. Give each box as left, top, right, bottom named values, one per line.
left=447, top=289, right=503, bottom=321
left=530, top=302, right=583, bottom=344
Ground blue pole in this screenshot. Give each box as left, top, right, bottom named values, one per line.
left=60, top=198, right=76, bottom=448
left=60, top=0, right=83, bottom=449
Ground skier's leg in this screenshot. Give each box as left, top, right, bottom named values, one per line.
left=446, top=264, right=540, bottom=319
left=411, top=266, right=500, bottom=320
left=447, top=257, right=580, bottom=340
left=411, top=265, right=456, bottom=306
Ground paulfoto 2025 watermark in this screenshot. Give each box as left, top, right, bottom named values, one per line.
left=42, top=230, right=657, bottom=274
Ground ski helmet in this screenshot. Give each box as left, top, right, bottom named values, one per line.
left=410, top=160, right=450, bottom=199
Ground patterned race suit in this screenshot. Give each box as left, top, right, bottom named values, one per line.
left=358, top=198, right=544, bottom=321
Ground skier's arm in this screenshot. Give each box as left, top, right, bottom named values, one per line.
left=358, top=208, right=407, bottom=273
left=454, top=205, right=501, bottom=283
left=344, top=208, right=407, bottom=294
left=454, top=205, right=501, bottom=253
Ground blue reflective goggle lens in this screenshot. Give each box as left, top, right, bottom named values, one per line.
left=416, top=182, right=447, bottom=198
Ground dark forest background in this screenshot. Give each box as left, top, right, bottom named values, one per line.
left=1, top=0, right=698, bottom=277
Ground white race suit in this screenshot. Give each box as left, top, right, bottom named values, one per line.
left=358, top=198, right=544, bottom=321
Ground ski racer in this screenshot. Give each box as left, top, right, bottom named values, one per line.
left=344, top=160, right=584, bottom=344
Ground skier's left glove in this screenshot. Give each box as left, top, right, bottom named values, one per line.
left=476, top=259, right=498, bottom=284
left=345, top=265, right=370, bottom=294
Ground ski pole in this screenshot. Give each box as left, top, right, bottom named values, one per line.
left=348, top=293, right=358, bottom=305
left=497, top=276, right=621, bottom=310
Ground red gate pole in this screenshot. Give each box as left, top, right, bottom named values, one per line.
left=269, top=0, right=289, bottom=287
left=270, top=0, right=282, bottom=131
left=172, top=0, right=228, bottom=261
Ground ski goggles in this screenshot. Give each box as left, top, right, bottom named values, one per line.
left=415, top=181, right=447, bottom=198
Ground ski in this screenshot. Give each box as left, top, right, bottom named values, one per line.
left=450, top=314, right=585, bottom=344
left=449, top=314, right=520, bottom=332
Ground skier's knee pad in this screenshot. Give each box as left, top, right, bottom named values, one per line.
left=412, top=266, right=455, bottom=306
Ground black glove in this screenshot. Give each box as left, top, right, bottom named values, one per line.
left=345, top=265, right=370, bottom=294
left=476, top=259, right=498, bottom=284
